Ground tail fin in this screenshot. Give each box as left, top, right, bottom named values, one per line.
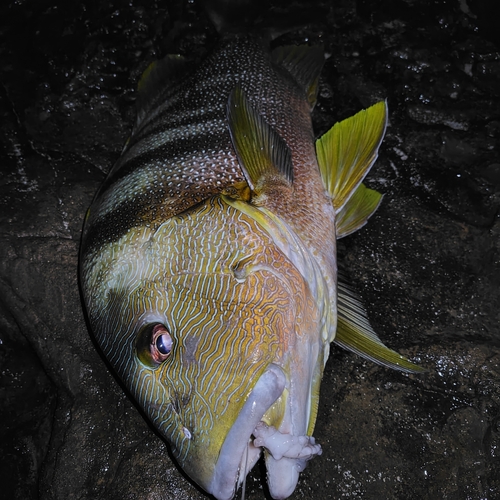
left=316, top=101, right=388, bottom=214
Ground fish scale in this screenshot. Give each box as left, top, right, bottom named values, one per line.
left=80, top=9, right=424, bottom=498
left=83, top=36, right=336, bottom=282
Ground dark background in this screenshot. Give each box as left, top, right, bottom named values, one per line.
left=1, top=0, right=499, bottom=498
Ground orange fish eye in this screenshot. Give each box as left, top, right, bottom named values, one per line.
left=136, top=322, right=173, bottom=367
left=151, top=323, right=173, bottom=363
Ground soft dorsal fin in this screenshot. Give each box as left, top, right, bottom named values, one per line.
left=316, top=101, right=388, bottom=213
left=227, top=85, right=293, bottom=192
left=336, top=183, right=383, bottom=238
left=335, top=276, right=426, bottom=374
left=135, top=55, right=190, bottom=130
left=272, top=45, right=324, bottom=108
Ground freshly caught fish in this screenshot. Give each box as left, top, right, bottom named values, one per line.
left=80, top=5, right=424, bottom=499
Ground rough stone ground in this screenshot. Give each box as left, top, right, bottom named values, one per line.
left=0, top=0, right=499, bottom=499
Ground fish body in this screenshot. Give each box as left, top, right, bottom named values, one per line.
left=80, top=13, right=423, bottom=500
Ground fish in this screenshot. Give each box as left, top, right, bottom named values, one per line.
left=79, top=3, right=425, bottom=499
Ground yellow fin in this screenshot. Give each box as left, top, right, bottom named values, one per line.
left=316, top=101, right=388, bottom=213
left=336, top=183, right=383, bottom=238
left=135, top=55, right=189, bottom=130
left=336, top=277, right=426, bottom=374
left=227, top=86, right=293, bottom=191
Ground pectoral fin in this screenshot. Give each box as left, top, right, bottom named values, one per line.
left=336, top=276, right=426, bottom=373
left=227, top=85, right=293, bottom=193
left=316, top=100, right=387, bottom=217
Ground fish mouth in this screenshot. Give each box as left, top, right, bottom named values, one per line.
left=207, top=363, right=286, bottom=500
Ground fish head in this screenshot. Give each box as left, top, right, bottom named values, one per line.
left=81, top=196, right=327, bottom=499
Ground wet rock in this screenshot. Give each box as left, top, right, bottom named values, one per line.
left=0, top=305, right=56, bottom=500
left=407, top=105, right=470, bottom=131
left=0, top=0, right=499, bottom=499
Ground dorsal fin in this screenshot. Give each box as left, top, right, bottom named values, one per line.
left=272, top=45, right=324, bottom=108
left=336, top=183, right=383, bottom=238
left=336, top=276, right=426, bottom=374
left=316, top=100, right=388, bottom=213
left=227, top=85, right=293, bottom=192
left=134, top=55, right=190, bottom=130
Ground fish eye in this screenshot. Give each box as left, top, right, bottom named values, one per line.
left=152, top=324, right=172, bottom=360
left=136, top=322, right=173, bottom=367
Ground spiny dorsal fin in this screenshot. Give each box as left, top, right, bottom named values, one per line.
left=272, top=45, right=324, bottom=108
left=335, top=276, right=426, bottom=374
left=227, top=85, right=293, bottom=192
left=135, top=55, right=189, bottom=130
left=336, top=183, right=383, bottom=238
left=316, top=100, right=388, bottom=213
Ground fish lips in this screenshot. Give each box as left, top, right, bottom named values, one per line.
left=207, top=363, right=286, bottom=500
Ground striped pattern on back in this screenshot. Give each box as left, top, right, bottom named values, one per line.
left=82, top=35, right=310, bottom=259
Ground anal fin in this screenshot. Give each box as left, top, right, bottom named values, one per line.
left=272, top=45, right=325, bottom=108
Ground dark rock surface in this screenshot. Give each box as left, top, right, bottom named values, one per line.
left=0, top=0, right=499, bottom=498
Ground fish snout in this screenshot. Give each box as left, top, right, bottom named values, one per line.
left=208, top=363, right=286, bottom=500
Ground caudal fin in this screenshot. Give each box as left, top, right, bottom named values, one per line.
left=316, top=101, right=387, bottom=236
